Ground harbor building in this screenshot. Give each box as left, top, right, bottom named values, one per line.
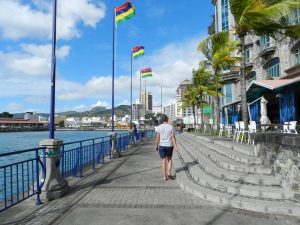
left=211, top=0, right=300, bottom=125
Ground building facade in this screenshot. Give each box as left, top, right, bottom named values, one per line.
left=175, top=80, right=197, bottom=124
left=212, top=0, right=300, bottom=125
left=163, top=103, right=176, bottom=121
left=141, top=91, right=153, bottom=112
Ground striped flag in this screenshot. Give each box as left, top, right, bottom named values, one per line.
left=132, top=46, right=145, bottom=59
left=141, top=68, right=152, bottom=78
left=115, top=2, right=135, bottom=26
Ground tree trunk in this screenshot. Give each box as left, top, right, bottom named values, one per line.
left=200, top=93, right=204, bottom=127
left=193, top=106, right=196, bottom=127
left=240, top=35, right=249, bottom=127
left=215, top=72, right=220, bottom=131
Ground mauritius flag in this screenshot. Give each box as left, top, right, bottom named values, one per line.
left=132, top=46, right=145, bottom=59
left=141, top=68, right=152, bottom=78
left=115, top=2, right=135, bottom=26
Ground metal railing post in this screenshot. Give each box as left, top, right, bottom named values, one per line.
left=35, top=149, right=42, bottom=205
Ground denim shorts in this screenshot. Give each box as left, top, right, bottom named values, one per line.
left=159, top=146, right=173, bottom=159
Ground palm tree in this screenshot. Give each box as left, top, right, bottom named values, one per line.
left=229, top=0, right=300, bottom=126
left=198, top=31, right=239, bottom=131
left=192, top=66, right=218, bottom=126
left=181, top=88, right=199, bottom=127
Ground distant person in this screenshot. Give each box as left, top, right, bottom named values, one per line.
left=133, top=124, right=138, bottom=143
left=156, top=114, right=177, bottom=181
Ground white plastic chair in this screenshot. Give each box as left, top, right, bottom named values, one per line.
left=283, top=122, right=289, bottom=133
left=289, top=121, right=298, bottom=134
left=225, top=124, right=232, bottom=138
left=239, top=121, right=249, bottom=143
left=218, top=123, right=224, bottom=136
left=233, top=122, right=240, bottom=142
left=248, top=121, right=257, bottom=145
left=282, top=121, right=298, bottom=134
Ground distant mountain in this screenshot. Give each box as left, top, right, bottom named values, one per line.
left=90, top=106, right=106, bottom=113
left=13, top=105, right=131, bottom=119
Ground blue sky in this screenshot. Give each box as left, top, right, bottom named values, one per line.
left=0, top=0, right=212, bottom=113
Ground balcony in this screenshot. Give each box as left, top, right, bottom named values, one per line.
left=222, top=71, right=239, bottom=82
left=258, top=40, right=276, bottom=59
left=284, top=63, right=300, bottom=78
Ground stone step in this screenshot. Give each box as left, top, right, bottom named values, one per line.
left=213, top=140, right=255, bottom=156
left=177, top=141, right=292, bottom=200
left=183, top=134, right=262, bottom=165
left=177, top=137, right=281, bottom=186
left=173, top=152, right=300, bottom=217
left=179, top=135, right=271, bottom=175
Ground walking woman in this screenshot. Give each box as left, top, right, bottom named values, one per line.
left=156, top=114, right=177, bottom=181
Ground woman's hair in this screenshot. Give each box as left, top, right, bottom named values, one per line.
left=161, top=114, right=168, bottom=123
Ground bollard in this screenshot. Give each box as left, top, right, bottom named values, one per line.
left=39, top=139, right=69, bottom=201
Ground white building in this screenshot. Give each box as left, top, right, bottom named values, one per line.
left=175, top=80, right=194, bottom=121
left=65, top=117, right=81, bottom=128
left=163, top=103, right=176, bottom=121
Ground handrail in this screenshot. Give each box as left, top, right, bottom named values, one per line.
left=0, top=129, right=155, bottom=212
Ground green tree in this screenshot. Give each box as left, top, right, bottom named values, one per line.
left=198, top=31, right=239, bottom=130
left=229, top=0, right=300, bottom=126
left=0, top=112, right=13, bottom=118
left=58, top=120, right=65, bottom=128
left=181, top=88, right=199, bottom=126
left=192, top=66, right=218, bottom=125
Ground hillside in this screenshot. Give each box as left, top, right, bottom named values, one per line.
left=13, top=105, right=131, bottom=119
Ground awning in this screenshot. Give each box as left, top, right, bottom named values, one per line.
left=246, top=76, right=300, bottom=102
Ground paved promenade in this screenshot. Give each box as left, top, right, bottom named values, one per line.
left=1, top=139, right=299, bottom=225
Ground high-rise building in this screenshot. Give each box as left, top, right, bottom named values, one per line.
left=141, top=91, right=153, bottom=112
left=211, top=1, right=300, bottom=125
left=163, top=103, right=176, bottom=121
left=175, top=80, right=193, bottom=119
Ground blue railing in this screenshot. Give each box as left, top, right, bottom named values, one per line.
left=0, top=130, right=154, bottom=212
left=60, top=136, right=112, bottom=177
left=0, top=148, right=45, bottom=212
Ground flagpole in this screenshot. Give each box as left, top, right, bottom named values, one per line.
left=130, top=50, right=133, bottom=130
left=161, top=85, right=163, bottom=114
left=49, top=0, right=57, bottom=139
left=111, top=8, right=116, bottom=132
left=139, top=70, right=141, bottom=122
left=144, top=79, right=147, bottom=120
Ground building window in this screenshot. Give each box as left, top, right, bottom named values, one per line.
left=246, top=72, right=256, bottom=87
left=245, top=47, right=253, bottom=63
left=221, top=0, right=229, bottom=30
left=223, top=84, right=232, bottom=104
left=295, top=47, right=300, bottom=65
left=289, top=8, right=300, bottom=25
left=260, top=35, right=271, bottom=49
left=266, top=58, right=280, bottom=78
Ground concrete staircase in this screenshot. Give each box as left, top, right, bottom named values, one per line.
left=174, top=133, right=300, bottom=216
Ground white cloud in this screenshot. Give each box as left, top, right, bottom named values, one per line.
left=0, top=44, right=71, bottom=77
left=0, top=35, right=204, bottom=112
left=92, top=101, right=111, bottom=109
left=25, top=96, right=49, bottom=104
left=72, top=104, right=89, bottom=112
left=5, top=103, right=23, bottom=112
left=57, top=36, right=204, bottom=107
left=0, top=0, right=106, bottom=40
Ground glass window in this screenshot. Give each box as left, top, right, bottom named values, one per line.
left=295, top=47, right=300, bottom=65
left=260, top=35, right=271, bottom=49
left=289, top=8, right=300, bottom=25
left=221, top=0, right=229, bottom=30
left=223, top=84, right=232, bottom=104
left=245, top=47, right=253, bottom=63
left=266, top=58, right=280, bottom=77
